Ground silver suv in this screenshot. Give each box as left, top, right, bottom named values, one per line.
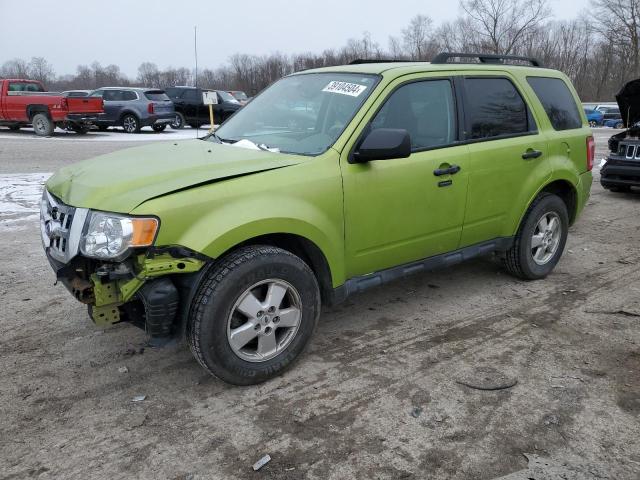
left=89, top=87, right=175, bottom=133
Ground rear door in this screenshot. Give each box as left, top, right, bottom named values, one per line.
left=457, top=75, right=551, bottom=247
left=341, top=76, right=471, bottom=277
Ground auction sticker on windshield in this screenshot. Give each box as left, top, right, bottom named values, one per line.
left=323, top=81, right=367, bottom=97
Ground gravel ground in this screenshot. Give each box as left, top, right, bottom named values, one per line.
left=0, top=128, right=638, bottom=480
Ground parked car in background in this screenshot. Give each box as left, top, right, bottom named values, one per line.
left=599, top=106, right=621, bottom=122
left=88, top=87, right=175, bottom=133
left=601, top=78, right=640, bottom=191
left=228, top=90, right=250, bottom=105
left=604, top=118, right=625, bottom=129
left=0, top=79, right=103, bottom=136
left=165, top=86, right=241, bottom=129
left=594, top=103, right=618, bottom=112
left=584, top=108, right=604, bottom=127
left=61, top=90, right=91, bottom=97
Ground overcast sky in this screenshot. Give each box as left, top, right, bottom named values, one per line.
left=1, top=0, right=590, bottom=77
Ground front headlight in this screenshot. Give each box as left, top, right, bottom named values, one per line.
left=80, top=211, right=158, bottom=260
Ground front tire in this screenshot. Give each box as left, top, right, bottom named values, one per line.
left=121, top=114, right=140, bottom=133
left=32, top=113, right=54, bottom=137
left=188, top=245, right=321, bottom=385
left=503, top=193, right=569, bottom=280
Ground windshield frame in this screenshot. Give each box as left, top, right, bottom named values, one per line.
left=210, top=71, right=382, bottom=157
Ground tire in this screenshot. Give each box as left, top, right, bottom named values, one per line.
left=97, top=125, right=109, bottom=132
left=32, top=113, right=54, bottom=137
left=171, top=112, right=185, bottom=130
left=503, top=193, right=569, bottom=280
left=152, top=124, right=167, bottom=132
left=615, top=122, right=624, bottom=129
left=121, top=114, right=140, bottom=133
left=589, top=120, right=597, bottom=128
left=188, top=245, right=321, bottom=385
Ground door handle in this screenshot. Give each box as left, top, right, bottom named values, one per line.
left=522, top=149, right=543, bottom=160
left=433, top=165, right=461, bottom=176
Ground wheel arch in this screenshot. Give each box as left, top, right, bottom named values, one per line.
left=27, top=104, right=51, bottom=120
left=539, top=179, right=578, bottom=225
left=216, top=233, right=335, bottom=306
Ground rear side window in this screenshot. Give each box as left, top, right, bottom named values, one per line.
left=122, top=90, right=138, bottom=101
left=463, top=77, right=532, bottom=140
left=527, top=77, right=582, bottom=130
left=371, top=79, right=457, bottom=150
left=144, top=90, right=170, bottom=101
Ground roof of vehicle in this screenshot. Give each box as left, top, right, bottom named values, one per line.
left=297, top=61, right=563, bottom=79
left=98, top=87, right=165, bottom=92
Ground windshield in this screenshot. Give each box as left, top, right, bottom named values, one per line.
left=231, top=91, right=248, bottom=101
left=213, top=73, right=380, bottom=155
left=218, top=90, right=240, bottom=104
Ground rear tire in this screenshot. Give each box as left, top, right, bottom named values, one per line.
left=171, top=112, right=185, bottom=129
left=188, top=245, right=321, bottom=385
left=32, top=113, right=54, bottom=137
left=503, top=193, right=569, bottom=280
left=152, top=124, right=167, bottom=132
left=121, top=114, right=140, bottom=133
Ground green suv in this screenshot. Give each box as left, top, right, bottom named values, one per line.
left=41, top=53, right=594, bottom=385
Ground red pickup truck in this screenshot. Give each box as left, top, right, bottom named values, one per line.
left=0, top=79, right=103, bottom=136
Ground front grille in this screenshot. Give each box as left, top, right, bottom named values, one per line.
left=40, top=190, right=89, bottom=264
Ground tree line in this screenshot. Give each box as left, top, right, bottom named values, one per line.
left=1, top=0, right=638, bottom=101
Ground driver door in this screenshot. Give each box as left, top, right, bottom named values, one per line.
left=340, top=77, right=470, bottom=278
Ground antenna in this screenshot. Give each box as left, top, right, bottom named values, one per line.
left=194, top=25, right=199, bottom=137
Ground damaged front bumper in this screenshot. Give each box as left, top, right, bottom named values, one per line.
left=41, top=190, right=206, bottom=337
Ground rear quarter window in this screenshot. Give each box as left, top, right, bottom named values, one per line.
left=527, top=77, right=582, bottom=130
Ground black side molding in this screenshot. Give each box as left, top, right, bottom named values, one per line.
left=329, top=237, right=514, bottom=304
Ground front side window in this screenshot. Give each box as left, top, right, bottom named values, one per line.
left=370, top=79, right=456, bottom=151
left=463, top=77, right=532, bottom=139
left=527, top=77, right=582, bottom=131
left=213, top=73, right=380, bottom=155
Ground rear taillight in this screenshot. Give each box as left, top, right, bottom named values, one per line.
left=586, top=136, right=595, bottom=171
left=148, top=103, right=155, bottom=114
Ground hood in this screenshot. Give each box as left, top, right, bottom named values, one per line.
left=616, top=78, right=640, bottom=128
left=46, top=139, right=305, bottom=213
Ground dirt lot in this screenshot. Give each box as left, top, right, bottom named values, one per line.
left=1, top=129, right=639, bottom=479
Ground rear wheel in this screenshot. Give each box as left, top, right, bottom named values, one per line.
left=121, top=114, right=140, bottom=133
left=171, top=112, right=185, bottom=129
left=32, top=113, right=54, bottom=137
left=152, top=124, right=167, bottom=132
left=503, top=193, right=569, bottom=280
left=589, top=120, right=597, bottom=128
left=615, top=122, right=624, bottom=129
left=188, top=245, right=321, bottom=385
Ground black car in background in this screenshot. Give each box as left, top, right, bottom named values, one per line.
left=164, top=87, right=242, bottom=129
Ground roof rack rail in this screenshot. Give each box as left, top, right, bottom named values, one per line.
left=431, top=52, right=542, bottom=68
left=349, top=59, right=410, bottom=65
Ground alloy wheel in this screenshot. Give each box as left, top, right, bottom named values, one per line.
left=226, top=279, right=302, bottom=362
left=531, top=212, right=562, bottom=265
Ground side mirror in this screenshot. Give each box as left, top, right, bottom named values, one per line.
left=351, top=128, right=411, bottom=163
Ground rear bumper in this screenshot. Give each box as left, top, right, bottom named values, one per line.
left=65, top=113, right=101, bottom=124
left=600, top=161, right=640, bottom=188
left=141, top=114, right=175, bottom=127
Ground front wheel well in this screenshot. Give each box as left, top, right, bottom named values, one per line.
left=540, top=180, right=578, bottom=225
left=231, top=234, right=334, bottom=305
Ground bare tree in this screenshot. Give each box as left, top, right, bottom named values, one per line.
left=0, top=58, right=30, bottom=78
left=137, top=62, right=160, bottom=87
left=460, top=0, right=551, bottom=54
left=27, top=57, right=55, bottom=85
left=402, top=14, right=435, bottom=60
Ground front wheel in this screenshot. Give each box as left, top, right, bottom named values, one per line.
left=121, top=114, right=140, bottom=133
left=503, top=193, right=569, bottom=280
left=152, top=124, right=167, bottom=132
left=615, top=122, right=624, bottom=129
left=188, top=245, right=321, bottom=385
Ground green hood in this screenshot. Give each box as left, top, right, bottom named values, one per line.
left=46, top=139, right=305, bottom=213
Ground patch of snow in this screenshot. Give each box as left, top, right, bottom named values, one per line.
left=0, top=173, right=51, bottom=232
